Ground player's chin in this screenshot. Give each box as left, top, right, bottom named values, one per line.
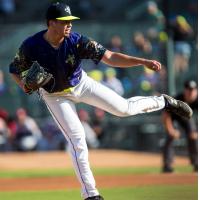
left=64, top=33, right=70, bottom=37
left=64, top=31, right=71, bottom=37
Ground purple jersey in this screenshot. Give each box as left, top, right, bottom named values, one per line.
left=9, top=30, right=106, bottom=93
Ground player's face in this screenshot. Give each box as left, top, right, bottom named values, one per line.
left=52, top=20, right=72, bottom=37
left=184, top=88, right=198, bottom=103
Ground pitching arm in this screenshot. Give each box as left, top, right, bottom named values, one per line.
left=101, top=50, right=161, bottom=72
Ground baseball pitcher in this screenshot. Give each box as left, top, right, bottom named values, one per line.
left=9, top=2, right=193, bottom=200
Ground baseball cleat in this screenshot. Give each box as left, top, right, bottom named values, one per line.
left=85, top=195, right=104, bottom=200
left=193, top=164, right=198, bottom=172
left=162, top=94, right=193, bottom=119
left=162, top=166, right=174, bottom=173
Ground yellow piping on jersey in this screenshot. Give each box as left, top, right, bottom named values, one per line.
left=63, top=87, right=75, bottom=93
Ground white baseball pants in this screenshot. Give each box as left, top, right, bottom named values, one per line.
left=39, top=71, right=165, bottom=199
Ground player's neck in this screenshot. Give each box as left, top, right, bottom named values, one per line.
left=44, top=30, right=64, bottom=49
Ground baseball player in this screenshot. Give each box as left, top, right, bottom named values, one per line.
left=9, top=2, right=193, bottom=200
left=162, top=80, right=198, bottom=173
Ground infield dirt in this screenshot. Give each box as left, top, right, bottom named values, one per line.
left=0, top=150, right=197, bottom=191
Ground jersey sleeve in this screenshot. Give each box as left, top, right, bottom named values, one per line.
left=77, top=36, right=106, bottom=64
left=9, top=41, right=33, bottom=76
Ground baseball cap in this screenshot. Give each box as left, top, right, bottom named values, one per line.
left=46, top=2, right=80, bottom=21
left=184, top=80, right=197, bottom=89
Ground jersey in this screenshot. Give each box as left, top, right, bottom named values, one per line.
left=9, top=30, right=106, bottom=93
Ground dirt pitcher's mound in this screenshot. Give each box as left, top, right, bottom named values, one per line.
left=0, top=150, right=196, bottom=192
left=0, top=150, right=190, bottom=170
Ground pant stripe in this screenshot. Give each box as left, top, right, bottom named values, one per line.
left=43, top=99, right=89, bottom=197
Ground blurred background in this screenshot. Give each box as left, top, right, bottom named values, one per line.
left=0, top=0, right=198, bottom=153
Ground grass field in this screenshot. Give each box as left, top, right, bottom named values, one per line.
left=0, top=151, right=197, bottom=200
left=0, top=166, right=197, bottom=200
left=0, top=185, right=197, bottom=200
left=0, top=165, right=193, bottom=178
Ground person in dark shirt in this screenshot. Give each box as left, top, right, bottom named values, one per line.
left=162, top=80, right=198, bottom=173
left=9, top=2, right=193, bottom=200
left=171, top=15, right=194, bottom=73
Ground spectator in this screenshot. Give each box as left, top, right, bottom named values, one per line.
left=91, top=108, right=107, bottom=146
left=88, top=68, right=125, bottom=96
left=0, top=0, right=15, bottom=15
left=162, top=80, right=198, bottom=173
left=126, top=32, right=153, bottom=58
left=14, top=108, right=42, bottom=151
left=40, top=117, right=66, bottom=151
left=137, top=67, right=159, bottom=95
left=147, top=1, right=165, bottom=32
left=6, top=116, right=18, bottom=151
left=171, top=15, right=194, bottom=73
left=103, top=68, right=124, bottom=96
left=0, top=117, right=9, bottom=151
left=78, top=109, right=100, bottom=149
left=146, top=28, right=162, bottom=58
left=88, top=69, right=103, bottom=82
left=79, top=0, right=97, bottom=19
left=137, top=65, right=167, bottom=95
left=0, top=108, right=8, bottom=120
left=106, top=35, right=126, bottom=78
left=0, top=70, right=6, bottom=95
left=0, top=108, right=17, bottom=151
left=107, top=35, right=124, bottom=53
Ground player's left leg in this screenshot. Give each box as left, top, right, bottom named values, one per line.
left=73, top=72, right=192, bottom=119
left=74, top=72, right=165, bottom=117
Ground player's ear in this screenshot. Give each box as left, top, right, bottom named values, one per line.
left=48, top=19, right=57, bottom=27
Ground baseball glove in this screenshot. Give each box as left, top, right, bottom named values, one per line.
left=23, top=61, right=53, bottom=93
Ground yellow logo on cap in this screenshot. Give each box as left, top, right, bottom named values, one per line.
left=65, top=6, right=71, bottom=14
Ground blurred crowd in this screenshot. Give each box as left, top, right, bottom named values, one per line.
left=84, top=11, right=195, bottom=97
left=0, top=0, right=197, bottom=23
left=0, top=106, right=109, bottom=152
